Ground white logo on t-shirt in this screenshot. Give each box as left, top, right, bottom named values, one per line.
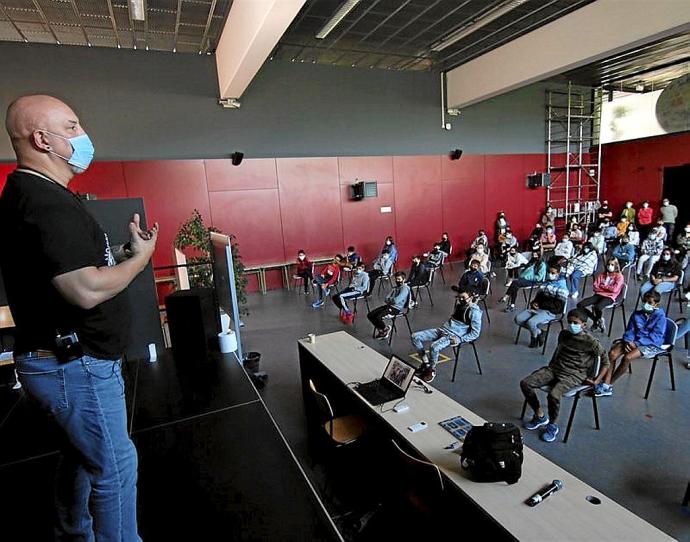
left=103, top=233, right=116, bottom=267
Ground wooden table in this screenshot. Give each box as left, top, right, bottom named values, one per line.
left=298, top=331, right=673, bottom=542
left=245, top=256, right=336, bottom=295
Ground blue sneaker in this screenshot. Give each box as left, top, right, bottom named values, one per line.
left=594, top=383, right=613, bottom=397
left=323, top=287, right=331, bottom=297
left=524, top=414, right=549, bottom=431
left=311, top=299, right=324, bottom=309
left=540, top=423, right=559, bottom=442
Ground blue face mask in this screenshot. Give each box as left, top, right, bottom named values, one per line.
left=43, top=131, right=95, bottom=174
left=643, top=303, right=655, bottom=312
left=569, top=323, right=583, bottom=334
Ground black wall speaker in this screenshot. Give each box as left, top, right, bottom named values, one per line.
left=450, top=149, right=463, bottom=161
left=231, top=152, right=244, bottom=166
left=165, top=288, right=219, bottom=362
left=350, top=181, right=365, bottom=200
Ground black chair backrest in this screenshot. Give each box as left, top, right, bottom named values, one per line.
left=390, top=439, right=444, bottom=504
left=308, top=380, right=334, bottom=437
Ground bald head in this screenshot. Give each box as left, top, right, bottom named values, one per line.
left=6, top=95, right=78, bottom=143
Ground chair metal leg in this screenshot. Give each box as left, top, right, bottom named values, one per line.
left=607, top=306, right=616, bottom=337
left=683, top=481, right=690, bottom=507
left=666, top=289, right=672, bottom=313
left=471, top=342, right=482, bottom=375
left=621, top=303, right=628, bottom=330
left=452, top=346, right=460, bottom=382
left=387, top=319, right=397, bottom=347
left=563, top=394, right=580, bottom=443
left=439, top=266, right=446, bottom=284
left=592, top=395, right=600, bottom=430
left=515, top=325, right=522, bottom=345
left=520, top=399, right=527, bottom=420
left=644, top=357, right=659, bottom=399
left=426, top=285, right=434, bottom=306
left=677, top=287, right=683, bottom=314
left=541, top=323, right=552, bottom=355
left=403, top=314, right=413, bottom=335
left=668, top=353, right=676, bottom=391
left=482, top=300, right=490, bottom=324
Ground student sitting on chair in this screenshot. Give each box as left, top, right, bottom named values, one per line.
left=539, top=226, right=557, bottom=253
left=343, top=246, right=361, bottom=271
left=602, top=220, right=618, bottom=248
left=589, top=229, right=606, bottom=256
left=616, top=216, right=631, bottom=238
left=639, top=248, right=681, bottom=298
left=514, top=265, right=569, bottom=348
left=577, top=257, right=625, bottom=332
left=456, top=258, right=484, bottom=296
left=636, top=230, right=665, bottom=280
left=499, top=250, right=546, bottom=312
left=332, top=261, right=369, bottom=324
left=594, top=291, right=666, bottom=397
left=411, top=290, right=482, bottom=384
left=295, top=249, right=313, bottom=294
left=407, top=255, right=430, bottom=307
left=468, top=229, right=489, bottom=259
left=470, top=244, right=490, bottom=274
left=520, top=308, right=608, bottom=442
left=626, top=223, right=640, bottom=248
left=311, top=255, right=343, bottom=309
left=438, top=232, right=451, bottom=259
left=426, top=243, right=444, bottom=269
left=496, top=229, right=518, bottom=267
left=565, top=242, right=598, bottom=299
left=367, top=272, right=410, bottom=341
left=554, top=233, right=575, bottom=260
left=569, top=223, right=585, bottom=246
left=382, top=236, right=398, bottom=264
left=368, top=248, right=394, bottom=292
left=505, top=247, right=529, bottom=287
left=611, top=236, right=635, bottom=268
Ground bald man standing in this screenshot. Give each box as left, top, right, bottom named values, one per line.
left=0, top=95, right=157, bottom=541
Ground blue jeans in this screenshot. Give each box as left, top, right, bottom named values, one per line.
left=569, top=270, right=585, bottom=295
left=639, top=280, right=675, bottom=297
left=514, top=309, right=557, bottom=337
left=15, top=354, right=141, bottom=542
left=677, top=318, right=690, bottom=345
left=411, top=328, right=455, bottom=368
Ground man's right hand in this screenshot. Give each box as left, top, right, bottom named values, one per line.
left=129, top=213, right=159, bottom=260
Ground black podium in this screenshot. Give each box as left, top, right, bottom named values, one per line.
left=165, top=288, right=218, bottom=361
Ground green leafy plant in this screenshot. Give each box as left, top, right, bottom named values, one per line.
left=174, top=209, right=248, bottom=313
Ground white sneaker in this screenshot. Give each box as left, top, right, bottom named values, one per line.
left=12, top=380, right=22, bottom=390
left=570, top=292, right=579, bottom=299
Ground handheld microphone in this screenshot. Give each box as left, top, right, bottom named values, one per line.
left=526, top=479, right=563, bottom=507
left=414, top=378, right=433, bottom=394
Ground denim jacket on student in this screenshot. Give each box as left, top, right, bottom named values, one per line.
left=441, top=303, right=482, bottom=343
left=385, top=283, right=410, bottom=311
left=350, top=271, right=370, bottom=294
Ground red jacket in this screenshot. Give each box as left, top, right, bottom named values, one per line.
left=638, top=207, right=653, bottom=225
left=296, top=257, right=312, bottom=274
left=593, top=272, right=624, bottom=301
left=320, top=263, right=341, bottom=286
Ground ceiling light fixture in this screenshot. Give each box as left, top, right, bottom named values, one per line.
left=316, top=0, right=360, bottom=39
left=431, top=0, right=529, bottom=52
left=129, top=0, right=145, bottom=22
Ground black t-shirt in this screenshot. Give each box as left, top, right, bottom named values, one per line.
left=651, top=258, right=682, bottom=279
left=0, top=169, right=130, bottom=359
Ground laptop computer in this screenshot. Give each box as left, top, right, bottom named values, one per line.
left=355, top=355, right=416, bottom=406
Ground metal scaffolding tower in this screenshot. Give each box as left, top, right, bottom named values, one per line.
left=546, top=83, right=603, bottom=231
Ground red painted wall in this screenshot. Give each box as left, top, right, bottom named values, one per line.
left=1, top=153, right=550, bottom=291
left=601, top=131, right=690, bottom=217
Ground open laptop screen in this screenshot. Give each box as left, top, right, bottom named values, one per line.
left=383, top=355, right=415, bottom=393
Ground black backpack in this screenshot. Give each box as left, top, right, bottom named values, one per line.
left=461, top=422, right=523, bottom=485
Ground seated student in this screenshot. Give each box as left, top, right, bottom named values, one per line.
left=382, top=236, right=398, bottom=264
left=471, top=229, right=489, bottom=251
left=426, top=243, right=444, bottom=269
left=636, top=231, right=665, bottom=280
left=539, top=226, right=557, bottom=253
left=593, top=291, right=666, bottom=397
left=343, top=246, right=361, bottom=271
left=554, top=233, right=575, bottom=260
left=531, top=223, right=544, bottom=240
left=495, top=211, right=509, bottom=242
left=407, top=254, right=430, bottom=306
left=565, top=242, right=598, bottom=299
left=569, top=223, right=585, bottom=246
left=311, top=255, right=343, bottom=308
left=368, top=248, right=394, bottom=292
left=438, top=232, right=451, bottom=259
left=499, top=250, right=547, bottom=312
left=639, top=248, right=681, bottom=297
left=496, top=229, right=518, bottom=266
left=294, top=249, right=313, bottom=294
left=651, top=219, right=668, bottom=243
left=676, top=223, right=690, bottom=272
left=411, top=290, right=482, bottom=383
left=616, top=217, right=630, bottom=238
left=470, top=244, right=490, bottom=274
left=611, top=236, right=635, bottom=268
left=542, top=205, right=556, bottom=227
left=332, top=261, right=369, bottom=324
left=456, top=258, right=484, bottom=296
left=505, top=247, right=529, bottom=286
left=602, top=219, right=618, bottom=247
left=520, top=308, right=608, bottom=442
left=367, top=272, right=410, bottom=340
left=589, top=228, right=606, bottom=256
left=526, top=233, right=542, bottom=253
left=626, top=223, right=640, bottom=247
left=597, top=199, right=613, bottom=225
left=514, top=265, right=569, bottom=348
left=577, top=257, right=625, bottom=332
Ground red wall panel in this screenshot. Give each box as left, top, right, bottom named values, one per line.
left=483, top=155, right=528, bottom=241
left=520, top=154, right=549, bottom=240
left=338, top=156, right=394, bottom=185
left=205, top=158, right=278, bottom=192
left=393, top=155, right=443, bottom=265
left=0, top=163, right=17, bottom=193
left=69, top=161, right=128, bottom=199
left=442, top=178, right=486, bottom=255
left=276, top=157, right=343, bottom=259
left=122, top=160, right=211, bottom=267
left=441, top=153, right=484, bottom=182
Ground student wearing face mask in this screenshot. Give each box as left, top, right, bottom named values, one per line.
left=616, top=216, right=630, bottom=238
left=597, top=200, right=613, bottom=225
left=407, top=255, right=430, bottom=307
left=382, top=236, right=398, bottom=264
left=651, top=219, right=668, bottom=243
left=675, top=223, right=690, bottom=266
left=577, top=258, right=625, bottom=332
left=569, top=223, right=584, bottom=246
left=639, top=249, right=681, bottom=297
left=455, top=258, right=484, bottom=296
left=594, top=291, right=666, bottom=397
left=367, top=272, right=410, bottom=340
left=637, top=200, right=654, bottom=240
left=332, top=261, right=369, bottom=324
left=426, top=243, right=444, bottom=270
left=620, top=201, right=635, bottom=223
left=499, top=251, right=546, bottom=311
left=636, top=231, right=664, bottom=280
left=411, top=290, right=483, bottom=383
left=514, top=266, right=569, bottom=348
left=368, top=249, right=394, bottom=293
left=565, top=242, right=598, bottom=299
left=505, top=247, right=529, bottom=286
left=626, top=223, right=640, bottom=247
left=495, top=211, right=509, bottom=242
left=539, top=226, right=557, bottom=253
left=611, top=236, right=635, bottom=268
left=470, top=243, right=490, bottom=274
left=311, top=255, right=343, bottom=308
left=438, top=232, right=451, bottom=259
left=497, top=229, right=518, bottom=267
left=520, top=308, right=608, bottom=442
left=602, top=219, right=618, bottom=248
left=554, top=233, right=575, bottom=260
left=589, top=228, right=605, bottom=256
left=343, top=246, right=361, bottom=271
left=294, top=250, right=313, bottom=294
left=659, top=198, right=678, bottom=241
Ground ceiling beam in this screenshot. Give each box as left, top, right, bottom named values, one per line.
left=104, top=0, right=122, bottom=48
left=215, top=0, right=306, bottom=100
left=0, top=2, right=29, bottom=42
left=198, top=0, right=217, bottom=53
left=446, top=0, right=690, bottom=109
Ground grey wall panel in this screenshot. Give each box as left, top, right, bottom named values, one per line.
left=0, top=42, right=546, bottom=161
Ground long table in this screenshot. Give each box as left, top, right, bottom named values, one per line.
left=245, top=256, right=335, bottom=295
left=298, top=331, right=674, bottom=542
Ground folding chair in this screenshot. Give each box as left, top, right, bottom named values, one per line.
left=292, top=263, right=315, bottom=295
left=520, top=357, right=602, bottom=443
left=600, top=283, right=629, bottom=337
left=644, top=318, right=678, bottom=400
left=476, top=277, right=491, bottom=324
left=410, top=271, right=434, bottom=307
left=451, top=341, right=482, bottom=382
left=515, top=301, right=567, bottom=355
left=380, top=293, right=413, bottom=347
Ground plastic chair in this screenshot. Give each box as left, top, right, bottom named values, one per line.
left=410, top=270, right=434, bottom=307
left=451, top=341, right=482, bottom=382
left=379, top=293, right=413, bottom=347
left=390, top=439, right=444, bottom=516
left=602, top=283, right=629, bottom=337
left=351, top=291, right=372, bottom=324
left=514, top=300, right=567, bottom=355
left=644, top=318, right=678, bottom=400
left=665, top=270, right=685, bottom=314
left=477, top=277, right=491, bottom=325
left=520, top=357, right=601, bottom=443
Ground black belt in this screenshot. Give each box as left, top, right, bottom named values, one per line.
left=16, top=350, right=56, bottom=359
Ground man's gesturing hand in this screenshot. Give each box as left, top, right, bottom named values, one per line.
left=129, top=213, right=159, bottom=259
